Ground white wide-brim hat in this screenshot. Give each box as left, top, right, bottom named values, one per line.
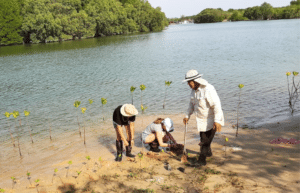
left=162, top=118, right=174, bottom=132
left=182, top=69, right=207, bottom=86
left=120, top=104, right=138, bottom=117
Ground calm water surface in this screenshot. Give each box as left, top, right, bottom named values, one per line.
left=0, top=19, right=299, bottom=141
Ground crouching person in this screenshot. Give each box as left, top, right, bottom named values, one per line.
left=142, top=118, right=182, bottom=152
left=113, top=104, right=138, bottom=162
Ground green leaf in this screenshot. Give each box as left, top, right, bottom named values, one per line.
left=54, top=169, right=58, bottom=173
left=238, top=84, right=244, bottom=89
left=74, top=101, right=81, bottom=108
left=81, top=107, right=86, bottom=114
left=24, top=110, right=30, bottom=117
left=76, top=171, right=81, bottom=175
left=140, top=84, right=146, bottom=91
left=225, top=137, right=229, bottom=142
left=286, top=72, right=291, bottom=76
left=99, top=157, right=102, bottom=161
left=89, top=99, right=93, bottom=104
left=11, top=176, right=15, bottom=181
left=27, top=172, right=30, bottom=176
left=0, top=188, right=5, bottom=192
left=165, top=81, right=172, bottom=86
left=12, top=111, right=19, bottom=118
left=101, top=98, right=107, bottom=105
left=118, top=154, right=121, bottom=157
left=34, top=179, right=39, bottom=183
left=86, top=156, right=91, bottom=160
left=130, top=86, right=136, bottom=93
left=293, top=71, right=299, bottom=76
left=68, top=161, right=72, bottom=165
left=4, top=112, right=10, bottom=118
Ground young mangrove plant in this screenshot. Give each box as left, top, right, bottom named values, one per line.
left=137, top=152, right=144, bottom=169
left=224, top=137, right=229, bottom=158
left=11, top=176, right=16, bottom=189
left=101, top=98, right=107, bottom=121
left=130, top=86, right=136, bottom=105
left=85, top=155, right=91, bottom=170
left=24, top=110, right=34, bottom=143
left=52, top=168, right=58, bottom=184
left=66, top=161, right=72, bottom=177
left=140, top=104, right=148, bottom=115
left=48, top=122, right=52, bottom=141
left=236, top=84, right=244, bottom=137
left=286, top=71, right=299, bottom=115
left=12, top=111, right=22, bottom=157
left=4, top=112, right=15, bottom=147
left=27, top=171, right=31, bottom=186
left=74, top=101, right=82, bottom=137
left=81, top=107, right=87, bottom=145
left=34, top=179, right=40, bottom=193
left=163, top=81, right=172, bottom=109
left=75, top=171, right=81, bottom=184
left=88, top=99, right=93, bottom=123
left=0, top=188, right=4, bottom=192
left=140, top=84, right=146, bottom=107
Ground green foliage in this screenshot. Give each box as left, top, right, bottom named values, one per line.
left=74, top=101, right=81, bottom=108
left=68, top=161, right=72, bottom=165
left=86, top=155, right=91, bottom=160
left=260, top=2, right=273, bottom=20
left=81, top=107, right=86, bottom=114
left=130, top=86, right=136, bottom=93
left=0, top=0, right=23, bottom=45
left=165, top=81, right=172, bottom=86
left=34, top=179, right=40, bottom=183
left=4, top=112, right=11, bottom=118
left=238, top=84, right=244, bottom=89
left=140, top=84, right=146, bottom=91
left=229, top=11, right=248, bottom=21
left=0, top=188, right=4, bottom=192
left=290, top=0, right=300, bottom=6
left=27, top=172, right=31, bottom=176
left=12, top=111, right=19, bottom=119
left=89, top=99, right=93, bottom=104
left=24, top=110, right=30, bottom=117
left=194, top=8, right=228, bottom=23
left=54, top=168, right=58, bottom=173
left=101, top=98, right=107, bottom=105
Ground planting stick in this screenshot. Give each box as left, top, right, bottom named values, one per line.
left=77, top=115, right=81, bottom=137
left=26, top=119, right=34, bottom=143
left=48, top=122, right=52, bottom=141
left=7, top=119, right=15, bottom=147
left=181, top=123, right=188, bottom=163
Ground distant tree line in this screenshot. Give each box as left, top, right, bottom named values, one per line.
left=0, top=0, right=169, bottom=46
left=169, top=1, right=300, bottom=24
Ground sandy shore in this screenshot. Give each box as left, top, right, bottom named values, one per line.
left=0, top=113, right=299, bottom=193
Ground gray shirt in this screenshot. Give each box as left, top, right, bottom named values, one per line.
left=142, top=123, right=163, bottom=137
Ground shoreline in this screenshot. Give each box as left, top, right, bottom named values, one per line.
left=0, top=113, right=299, bottom=192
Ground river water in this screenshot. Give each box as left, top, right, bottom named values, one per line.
left=0, top=19, right=299, bottom=141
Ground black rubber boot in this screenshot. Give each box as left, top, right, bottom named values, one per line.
left=115, top=140, right=123, bottom=162
left=198, top=154, right=207, bottom=166
left=149, top=139, right=160, bottom=152
left=207, top=146, right=213, bottom=157
left=126, top=141, right=135, bottom=157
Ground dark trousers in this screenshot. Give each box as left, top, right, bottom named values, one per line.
left=199, top=128, right=216, bottom=156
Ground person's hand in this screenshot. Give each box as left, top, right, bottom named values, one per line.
left=183, top=118, right=189, bottom=125
left=213, top=122, right=222, bottom=132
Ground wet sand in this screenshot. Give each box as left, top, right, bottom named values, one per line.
left=0, top=113, right=299, bottom=193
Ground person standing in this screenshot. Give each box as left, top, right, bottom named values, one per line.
left=113, top=104, right=138, bottom=162
left=182, top=70, right=224, bottom=166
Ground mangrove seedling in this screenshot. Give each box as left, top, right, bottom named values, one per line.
left=27, top=171, right=31, bottom=186
left=225, top=137, right=229, bottom=158
left=140, top=84, right=146, bottom=107
left=74, top=100, right=82, bottom=137
left=34, top=179, right=40, bottom=193
left=130, top=86, right=136, bottom=104
left=52, top=168, right=58, bottom=184
left=140, top=104, right=148, bottom=115
left=286, top=71, right=299, bottom=115
left=66, top=161, right=72, bottom=178
left=163, top=81, right=172, bottom=109
left=236, top=84, right=244, bottom=137
left=85, top=155, right=91, bottom=170
left=138, top=152, right=144, bottom=169
left=24, top=110, right=34, bottom=143
left=0, top=188, right=4, bottom=192
left=4, top=112, right=15, bottom=147
left=89, top=99, right=93, bottom=105
left=75, top=171, right=81, bottom=184
left=81, top=107, right=87, bottom=145
left=48, top=122, right=52, bottom=141
left=11, top=176, right=16, bottom=189
left=101, top=98, right=107, bottom=121
left=12, top=111, right=22, bottom=157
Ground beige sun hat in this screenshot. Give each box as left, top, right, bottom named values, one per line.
left=120, top=104, right=138, bottom=117
left=182, top=69, right=207, bottom=86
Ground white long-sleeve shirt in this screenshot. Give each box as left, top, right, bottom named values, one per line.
left=185, top=79, right=224, bottom=132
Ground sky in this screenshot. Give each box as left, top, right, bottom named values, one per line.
left=147, top=0, right=294, bottom=18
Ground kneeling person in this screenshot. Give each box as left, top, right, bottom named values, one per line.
left=113, top=104, right=138, bottom=162
left=142, top=118, right=182, bottom=152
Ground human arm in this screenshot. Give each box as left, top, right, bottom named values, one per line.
left=116, top=125, right=129, bottom=146
left=156, top=132, right=170, bottom=147
left=206, top=86, right=224, bottom=131
left=183, top=94, right=194, bottom=125
left=129, top=122, right=135, bottom=146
